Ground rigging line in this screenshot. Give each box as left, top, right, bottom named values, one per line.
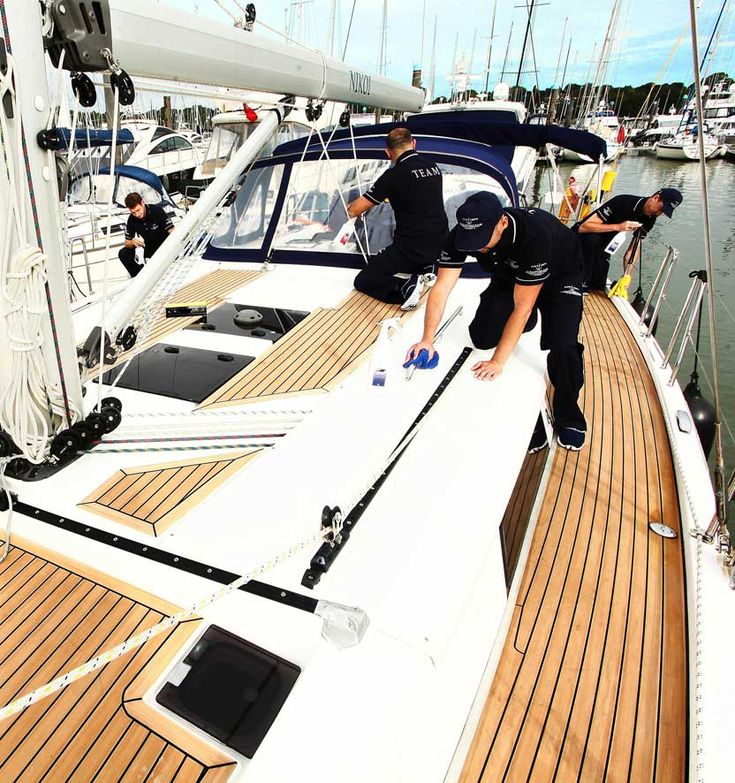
left=341, top=0, right=358, bottom=61
left=348, top=118, right=370, bottom=256
left=0, top=458, right=17, bottom=563
left=94, top=81, right=121, bottom=411
left=91, top=442, right=278, bottom=454
left=309, top=125, right=370, bottom=264
left=714, top=288, right=735, bottom=329
left=689, top=0, right=728, bottom=526
left=0, top=520, right=335, bottom=722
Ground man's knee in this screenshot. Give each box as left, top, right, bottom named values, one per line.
left=469, top=317, right=502, bottom=350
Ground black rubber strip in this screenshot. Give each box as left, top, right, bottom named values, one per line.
left=301, top=346, right=474, bottom=588
left=12, top=500, right=318, bottom=614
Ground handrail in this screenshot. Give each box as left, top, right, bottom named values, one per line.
left=661, top=270, right=707, bottom=387
left=68, top=237, right=94, bottom=296
left=639, top=245, right=679, bottom=337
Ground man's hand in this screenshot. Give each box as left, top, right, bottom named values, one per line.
left=133, top=238, right=145, bottom=248
left=471, top=358, right=504, bottom=381
left=405, top=340, right=436, bottom=364
left=618, top=220, right=642, bottom=232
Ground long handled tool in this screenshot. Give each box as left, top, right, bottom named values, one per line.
left=405, top=305, right=464, bottom=381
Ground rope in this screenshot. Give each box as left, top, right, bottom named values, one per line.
left=0, top=523, right=331, bottom=722
left=90, top=442, right=277, bottom=454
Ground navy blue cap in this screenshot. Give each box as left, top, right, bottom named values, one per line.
left=454, top=192, right=505, bottom=252
left=657, top=187, right=683, bottom=218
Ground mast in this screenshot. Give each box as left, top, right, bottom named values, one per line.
left=515, top=0, right=536, bottom=89
left=327, top=0, right=337, bottom=57
left=500, top=22, right=513, bottom=82
left=553, top=17, right=568, bottom=87
left=451, top=30, right=460, bottom=100
left=0, top=1, right=84, bottom=441
left=378, top=0, right=388, bottom=76
left=484, top=0, right=499, bottom=94
left=428, top=14, right=438, bottom=103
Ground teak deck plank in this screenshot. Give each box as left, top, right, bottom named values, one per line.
left=88, top=268, right=263, bottom=372
left=80, top=450, right=262, bottom=536
left=199, top=289, right=420, bottom=408
left=0, top=537, right=236, bottom=783
left=460, top=293, right=688, bottom=783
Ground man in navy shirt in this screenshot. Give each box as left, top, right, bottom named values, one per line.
left=408, top=192, right=588, bottom=451
left=347, top=128, right=448, bottom=309
left=118, top=192, right=174, bottom=277
left=573, top=188, right=682, bottom=289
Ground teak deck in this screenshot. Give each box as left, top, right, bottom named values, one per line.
left=90, top=268, right=263, bottom=371
left=0, top=538, right=235, bottom=782
left=79, top=449, right=262, bottom=536
left=199, top=289, right=417, bottom=409
left=460, top=293, right=688, bottom=782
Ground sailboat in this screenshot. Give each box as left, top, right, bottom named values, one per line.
left=1, top=2, right=733, bottom=782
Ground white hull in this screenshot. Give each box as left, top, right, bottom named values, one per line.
left=654, top=140, right=722, bottom=160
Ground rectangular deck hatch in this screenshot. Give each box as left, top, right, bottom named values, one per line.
left=98, top=344, right=253, bottom=403
left=186, top=304, right=309, bottom=341
left=156, top=625, right=300, bottom=758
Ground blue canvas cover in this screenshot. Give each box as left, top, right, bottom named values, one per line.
left=275, top=111, right=608, bottom=162
left=98, top=165, right=167, bottom=197
left=44, top=128, right=135, bottom=150
left=265, top=134, right=519, bottom=205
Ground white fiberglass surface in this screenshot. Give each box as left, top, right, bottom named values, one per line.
left=7, top=265, right=549, bottom=782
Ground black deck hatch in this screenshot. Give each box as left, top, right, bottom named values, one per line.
left=156, top=625, right=300, bottom=758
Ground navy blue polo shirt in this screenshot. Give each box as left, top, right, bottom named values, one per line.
left=364, top=149, right=448, bottom=252
left=438, top=207, right=583, bottom=286
left=124, top=203, right=174, bottom=256
left=572, top=194, right=656, bottom=254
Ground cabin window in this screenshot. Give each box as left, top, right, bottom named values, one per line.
left=151, top=138, right=176, bottom=154
left=270, top=158, right=391, bottom=255
left=210, top=165, right=285, bottom=250
left=114, top=177, right=163, bottom=207
left=171, top=135, right=193, bottom=150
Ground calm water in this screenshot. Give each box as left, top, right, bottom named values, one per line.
left=531, top=154, right=735, bottom=522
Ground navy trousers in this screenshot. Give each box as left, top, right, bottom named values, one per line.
left=469, top=278, right=586, bottom=431
left=354, top=243, right=435, bottom=304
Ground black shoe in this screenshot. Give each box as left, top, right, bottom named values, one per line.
left=557, top=427, right=586, bottom=451
left=528, top=428, right=549, bottom=454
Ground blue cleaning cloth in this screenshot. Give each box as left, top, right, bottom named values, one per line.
left=403, top=348, right=439, bottom=370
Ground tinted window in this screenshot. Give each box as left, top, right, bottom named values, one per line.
left=151, top=138, right=175, bottom=154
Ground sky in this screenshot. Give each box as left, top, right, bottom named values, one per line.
left=163, top=0, right=734, bottom=98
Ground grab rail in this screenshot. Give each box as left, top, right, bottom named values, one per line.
left=661, top=269, right=707, bottom=386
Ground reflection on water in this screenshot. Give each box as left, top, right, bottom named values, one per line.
left=533, top=155, right=735, bottom=516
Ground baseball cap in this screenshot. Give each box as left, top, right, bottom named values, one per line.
left=454, top=192, right=505, bottom=252
left=657, top=188, right=683, bottom=218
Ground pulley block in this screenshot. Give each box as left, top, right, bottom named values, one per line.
left=71, top=72, right=97, bottom=107
left=50, top=429, right=81, bottom=464
left=110, top=69, right=135, bottom=106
